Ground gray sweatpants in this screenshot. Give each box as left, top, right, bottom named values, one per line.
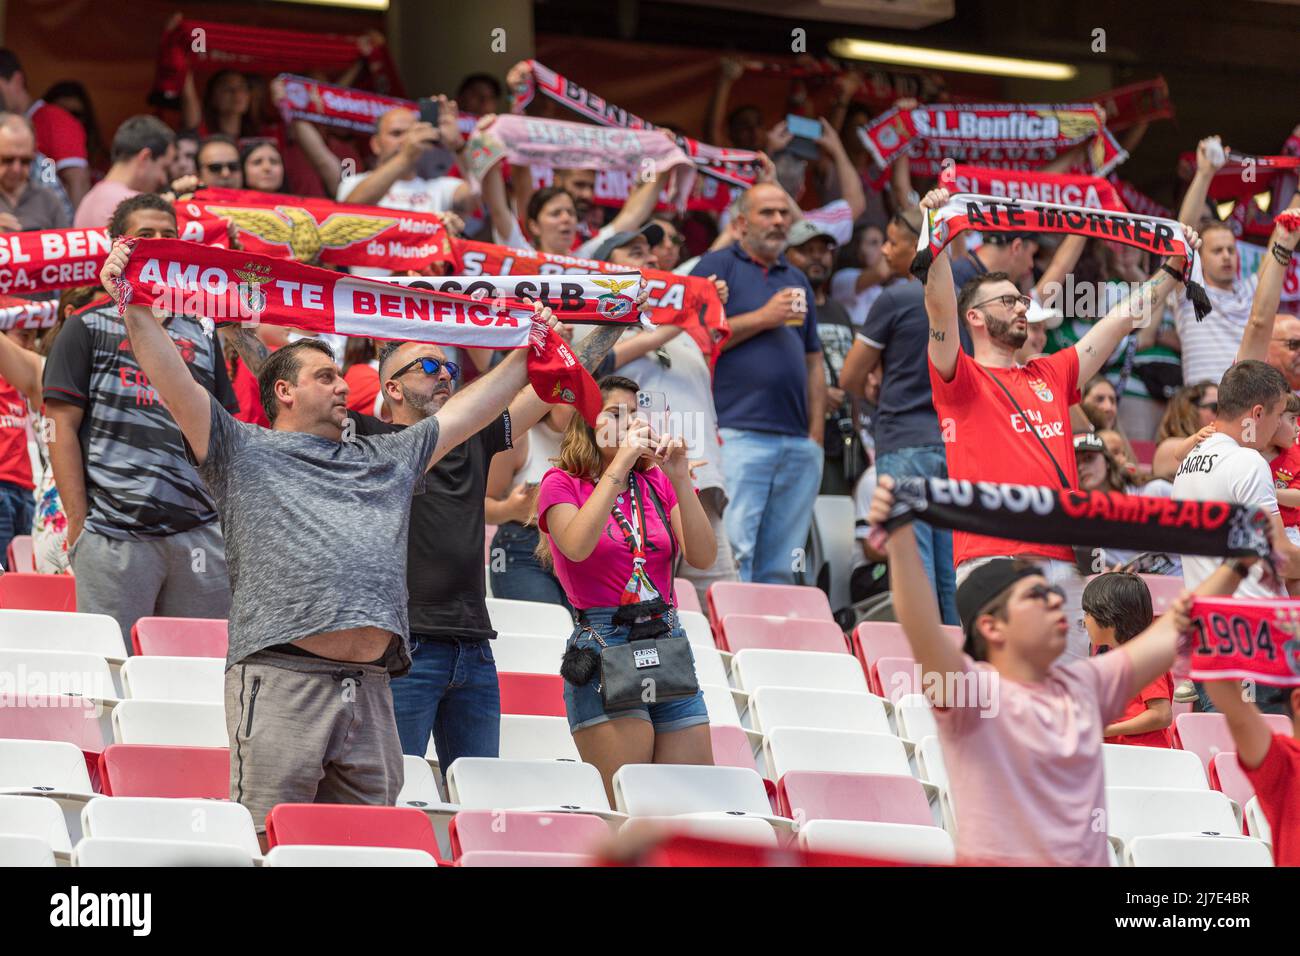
left=224, top=649, right=404, bottom=832
left=70, top=521, right=232, bottom=648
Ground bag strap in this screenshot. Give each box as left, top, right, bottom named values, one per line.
left=636, top=471, right=678, bottom=607
left=977, top=364, right=1072, bottom=491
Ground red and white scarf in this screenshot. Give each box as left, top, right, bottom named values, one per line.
left=274, top=74, right=480, bottom=138
left=1089, top=77, right=1174, bottom=132
left=377, top=272, right=650, bottom=326
left=0, top=227, right=111, bottom=296
left=175, top=188, right=457, bottom=271
left=0, top=296, right=58, bottom=330
left=1188, top=597, right=1300, bottom=686
left=939, top=164, right=1126, bottom=212
left=912, top=192, right=1210, bottom=318
left=528, top=164, right=735, bottom=214
left=859, top=103, right=1128, bottom=177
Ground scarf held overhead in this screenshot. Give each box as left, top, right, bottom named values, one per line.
left=0, top=227, right=111, bottom=296
left=911, top=192, right=1211, bottom=318
left=111, top=240, right=639, bottom=424
left=0, top=296, right=57, bottom=330
left=1188, top=598, right=1300, bottom=687
left=274, top=74, right=480, bottom=138
left=938, top=164, right=1126, bottom=212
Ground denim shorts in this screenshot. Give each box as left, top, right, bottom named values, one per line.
left=563, top=606, right=711, bottom=734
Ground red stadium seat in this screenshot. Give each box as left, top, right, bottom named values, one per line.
left=0, top=573, right=76, bottom=611
left=264, top=804, right=442, bottom=859
left=1209, top=751, right=1255, bottom=826
left=1175, top=712, right=1292, bottom=776
left=674, top=579, right=702, bottom=613
left=875, top=656, right=922, bottom=703
left=131, top=617, right=229, bottom=658
left=852, top=622, right=962, bottom=696
left=448, top=810, right=608, bottom=859
left=706, top=582, right=833, bottom=632
left=1129, top=440, right=1156, bottom=468
left=0, top=695, right=106, bottom=787
left=498, top=672, right=565, bottom=717
left=6, top=535, right=35, bottom=573
left=1136, top=574, right=1183, bottom=614
left=776, top=771, right=933, bottom=827
left=718, top=614, right=848, bottom=654
left=617, top=832, right=906, bottom=867
left=98, top=744, right=229, bottom=798
left=710, top=724, right=759, bottom=773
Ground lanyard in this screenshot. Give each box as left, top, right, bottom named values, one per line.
left=609, top=471, right=648, bottom=560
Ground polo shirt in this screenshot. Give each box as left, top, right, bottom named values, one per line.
left=0, top=181, right=69, bottom=231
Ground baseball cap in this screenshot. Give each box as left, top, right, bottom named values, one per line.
left=1026, top=297, right=1064, bottom=330
left=591, top=222, right=666, bottom=263
left=1073, top=432, right=1106, bottom=454
left=785, top=219, right=837, bottom=250
left=955, top=558, right=1045, bottom=658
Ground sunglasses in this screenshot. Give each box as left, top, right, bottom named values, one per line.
left=1021, top=583, right=1066, bottom=604
left=1273, top=337, right=1300, bottom=352
left=203, top=161, right=240, bottom=174
left=0, top=155, right=34, bottom=167
left=390, top=356, right=461, bottom=381
left=971, top=293, right=1032, bottom=312
left=1198, top=400, right=1218, bottom=412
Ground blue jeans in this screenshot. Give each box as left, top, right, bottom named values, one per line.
left=0, top=481, right=34, bottom=572
left=489, top=523, right=572, bottom=610
left=876, top=444, right=959, bottom=626
left=718, top=428, right=824, bottom=584
left=391, top=636, right=501, bottom=767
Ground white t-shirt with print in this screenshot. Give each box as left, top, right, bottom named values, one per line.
left=336, top=172, right=462, bottom=213
left=1175, top=272, right=1259, bottom=388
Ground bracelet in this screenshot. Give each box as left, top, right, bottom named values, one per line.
left=1272, top=242, right=1293, bottom=266
left=1228, top=558, right=1253, bottom=578
left=1160, top=263, right=1185, bottom=283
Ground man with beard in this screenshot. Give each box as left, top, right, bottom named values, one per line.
left=689, top=182, right=825, bottom=584
left=920, top=187, right=1200, bottom=660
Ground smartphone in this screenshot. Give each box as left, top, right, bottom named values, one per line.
left=786, top=113, right=821, bottom=161
left=417, top=96, right=441, bottom=128
left=636, top=389, right=670, bottom=437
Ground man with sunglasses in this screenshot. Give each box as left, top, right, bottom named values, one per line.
left=921, top=187, right=1201, bottom=660
left=73, top=115, right=175, bottom=229
left=0, top=113, right=66, bottom=232
left=195, top=135, right=242, bottom=190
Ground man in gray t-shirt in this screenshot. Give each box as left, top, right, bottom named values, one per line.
left=99, top=241, right=561, bottom=833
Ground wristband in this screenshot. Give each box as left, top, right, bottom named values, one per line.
left=1271, top=242, right=1293, bottom=266
left=1228, top=558, right=1253, bottom=578
left=1160, top=263, right=1185, bottom=283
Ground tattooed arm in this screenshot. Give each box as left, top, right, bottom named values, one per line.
left=919, top=188, right=961, bottom=381
left=221, top=326, right=271, bottom=378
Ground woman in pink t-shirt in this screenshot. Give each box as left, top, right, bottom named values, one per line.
left=537, top=375, right=717, bottom=801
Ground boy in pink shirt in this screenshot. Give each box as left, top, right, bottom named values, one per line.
left=868, top=476, right=1258, bottom=865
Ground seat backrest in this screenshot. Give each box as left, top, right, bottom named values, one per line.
left=812, top=494, right=856, bottom=614
left=72, top=836, right=254, bottom=867
left=1104, top=786, right=1239, bottom=844
left=721, top=615, right=847, bottom=655
left=674, top=582, right=702, bottom=614
left=396, top=756, right=441, bottom=807
left=748, top=686, right=891, bottom=736
left=1126, top=833, right=1273, bottom=867
left=763, top=727, right=910, bottom=780
left=1174, top=712, right=1233, bottom=775
left=894, top=694, right=938, bottom=742
left=0, top=573, right=76, bottom=612
left=0, top=737, right=95, bottom=793
left=0, top=648, right=115, bottom=700
left=708, top=724, right=760, bottom=773
left=445, top=758, right=611, bottom=812
left=874, top=657, right=921, bottom=703
left=1209, top=751, right=1255, bottom=811
left=449, top=810, right=609, bottom=858
left=98, top=744, right=229, bottom=799
left=265, top=804, right=441, bottom=857
left=485, top=599, right=574, bottom=638
left=490, top=634, right=566, bottom=676
left=691, top=644, right=729, bottom=687
left=0, top=794, right=72, bottom=851
left=731, top=648, right=868, bottom=694
left=914, top=734, right=949, bottom=790
left=1103, top=743, right=1208, bottom=790
left=110, top=700, right=228, bottom=748
left=797, top=819, right=955, bottom=864
left=6, top=535, right=34, bottom=573
left=130, top=617, right=228, bottom=658
left=707, top=582, right=833, bottom=628
left=0, top=609, right=125, bottom=657
left=81, top=797, right=260, bottom=856
left=498, top=714, right=581, bottom=761
left=457, top=850, right=590, bottom=867
left=620, top=814, right=779, bottom=847
left=700, top=683, right=741, bottom=727
left=676, top=610, right=715, bottom=648
left=263, top=844, right=437, bottom=867
left=497, top=672, right=566, bottom=717
left=777, top=771, right=932, bottom=826
left=612, top=763, right=772, bottom=817
left=853, top=622, right=910, bottom=695
left=119, top=656, right=225, bottom=703
left=0, top=833, right=55, bottom=866
left=1244, top=796, right=1272, bottom=844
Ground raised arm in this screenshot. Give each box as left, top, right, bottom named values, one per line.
left=1202, top=678, right=1279, bottom=769
left=346, top=118, right=438, bottom=207
left=478, top=141, right=521, bottom=247
left=1178, top=136, right=1226, bottom=226
left=221, top=325, right=271, bottom=378
left=1236, top=214, right=1300, bottom=363
left=817, top=119, right=866, bottom=221
left=919, top=188, right=960, bottom=380
left=706, top=58, right=745, bottom=147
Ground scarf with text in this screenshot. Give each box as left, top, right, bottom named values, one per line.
left=450, top=238, right=730, bottom=370
left=373, top=272, right=650, bottom=327
left=514, top=60, right=762, bottom=190
left=1191, top=147, right=1300, bottom=203
left=109, top=239, right=633, bottom=423
left=911, top=192, right=1211, bottom=318
left=938, top=164, right=1126, bottom=212
left=0, top=227, right=111, bottom=296
left=874, top=477, right=1274, bottom=564
left=858, top=103, right=1128, bottom=178
left=0, top=296, right=58, bottom=331
left=1090, top=77, right=1174, bottom=132
left=174, top=188, right=457, bottom=271
left=151, top=20, right=402, bottom=109
left=466, top=115, right=696, bottom=210
left=273, top=74, right=480, bottom=138
left=1188, top=598, right=1300, bottom=686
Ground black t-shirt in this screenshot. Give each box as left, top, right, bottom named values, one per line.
left=351, top=409, right=512, bottom=641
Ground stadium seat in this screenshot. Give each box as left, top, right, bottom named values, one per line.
left=797, top=820, right=955, bottom=863
left=0, top=573, right=76, bottom=611
left=700, top=684, right=742, bottom=727
left=1104, top=787, right=1239, bottom=849
left=776, top=771, right=933, bottom=827
left=497, top=714, right=581, bottom=762
left=130, top=617, right=228, bottom=658
left=676, top=609, right=715, bottom=648
left=811, top=494, right=856, bottom=614
left=620, top=814, right=779, bottom=846
left=1137, top=574, right=1183, bottom=614
left=1175, top=712, right=1292, bottom=777
left=264, top=845, right=437, bottom=866
left=1129, top=439, right=1156, bottom=469
left=445, top=758, right=616, bottom=817
left=1209, top=751, right=1255, bottom=815
left=98, top=744, right=228, bottom=799
left=119, top=656, right=224, bottom=703
left=710, top=724, right=761, bottom=774
left=485, top=598, right=573, bottom=638
left=1102, top=743, right=1208, bottom=790
left=747, top=686, right=892, bottom=736
left=707, top=582, right=833, bottom=631
left=1244, top=796, right=1271, bottom=844
left=718, top=614, right=848, bottom=654
left=691, top=643, right=729, bottom=686
left=449, top=809, right=610, bottom=859
left=874, top=657, right=921, bottom=702
left=397, top=755, right=444, bottom=807
left=762, top=727, right=911, bottom=781
left=110, top=700, right=227, bottom=747
left=0, top=609, right=126, bottom=658
left=81, top=797, right=260, bottom=858
left=913, top=734, right=958, bottom=833
left=498, top=672, right=565, bottom=717
left=72, top=837, right=254, bottom=867
left=0, top=794, right=73, bottom=853
left=852, top=622, right=962, bottom=696
left=1125, top=833, right=1273, bottom=867
left=458, top=850, right=591, bottom=866
left=674, top=580, right=702, bottom=613
left=0, top=648, right=117, bottom=701
left=0, top=833, right=55, bottom=866
left=611, top=764, right=787, bottom=830
left=730, top=648, right=870, bottom=695
left=6, top=535, right=35, bottom=573
left=264, top=804, right=442, bottom=858
left=0, top=738, right=95, bottom=796
left=894, top=694, right=938, bottom=742
left=491, top=634, right=565, bottom=675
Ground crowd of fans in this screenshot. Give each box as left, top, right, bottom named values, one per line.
left=0, top=25, right=1295, bottom=867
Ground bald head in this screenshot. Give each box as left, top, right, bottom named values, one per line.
left=380, top=340, right=457, bottom=424
left=371, top=107, right=419, bottom=164
left=0, top=112, right=34, bottom=194
left=738, top=183, right=793, bottom=266
left=1268, top=314, right=1300, bottom=392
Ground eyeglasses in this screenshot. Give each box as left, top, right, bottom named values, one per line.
left=202, top=161, right=240, bottom=174
left=1197, top=400, right=1218, bottom=412
left=1273, top=337, right=1300, bottom=352
left=0, top=155, right=33, bottom=167
left=971, top=293, right=1032, bottom=312
left=661, top=233, right=685, bottom=247
left=390, top=356, right=461, bottom=381
left=1020, top=583, right=1066, bottom=604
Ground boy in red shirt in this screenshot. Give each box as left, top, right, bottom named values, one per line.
left=1082, top=572, right=1172, bottom=747
left=1203, top=679, right=1300, bottom=866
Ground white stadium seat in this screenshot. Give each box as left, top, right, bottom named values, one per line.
left=485, top=599, right=573, bottom=638
left=0, top=833, right=56, bottom=866
left=620, top=814, right=779, bottom=846
left=445, top=758, right=614, bottom=817
left=611, top=764, right=785, bottom=827
left=264, top=845, right=438, bottom=867
left=1245, top=796, right=1272, bottom=845
left=119, top=656, right=224, bottom=703
left=81, top=797, right=261, bottom=858
left=0, top=739, right=94, bottom=796
left=730, top=648, right=869, bottom=695
left=700, top=684, right=742, bottom=727
left=72, top=837, right=254, bottom=867
left=1105, top=787, right=1239, bottom=849
left=763, top=727, right=911, bottom=780
left=747, top=686, right=891, bottom=736
left=690, top=644, right=729, bottom=687
left=797, top=819, right=956, bottom=864
left=0, top=648, right=117, bottom=701
left=0, top=609, right=126, bottom=658
left=893, top=694, right=938, bottom=742
left=111, top=700, right=227, bottom=747
left=1103, top=744, right=1208, bottom=790
left=498, top=714, right=581, bottom=762
left=490, top=634, right=566, bottom=676
left=397, top=755, right=444, bottom=807
left=0, top=794, right=72, bottom=853
left=676, top=610, right=715, bottom=648
left=1126, top=834, right=1273, bottom=867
